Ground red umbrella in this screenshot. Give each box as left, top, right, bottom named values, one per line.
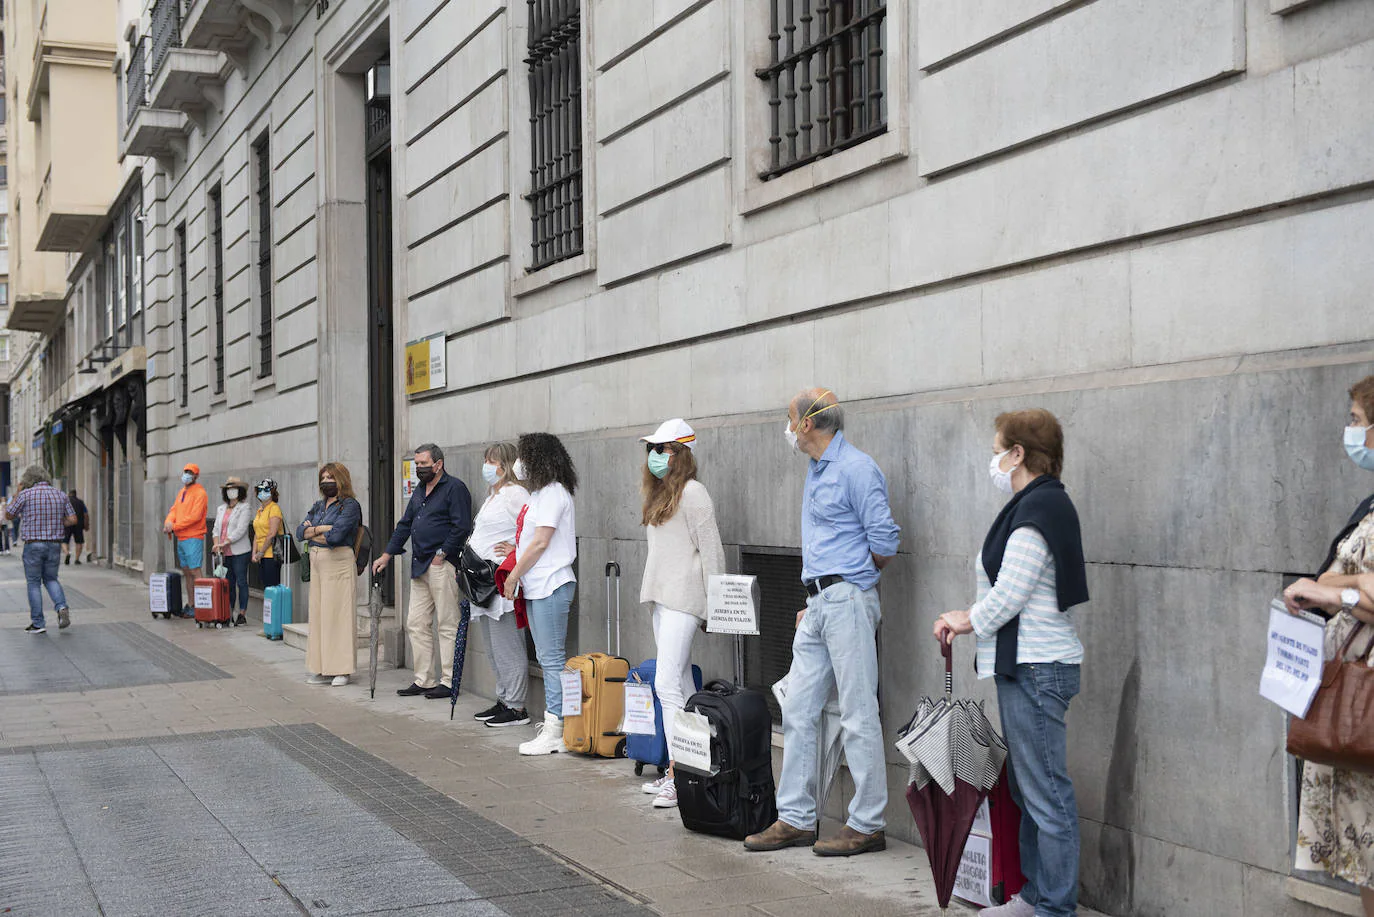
left=897, top=638, right=1006, bottom=908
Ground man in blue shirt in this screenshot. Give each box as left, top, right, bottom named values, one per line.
left=746, top=389, right=900, bottom=858
left=373, top=444, right=473, bottom=699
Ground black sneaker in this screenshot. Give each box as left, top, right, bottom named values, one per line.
left=25, top=624, right=46, bottom=634
left=63, top=555, right=70, bottom=565
left=396, top=683, right=427, bottom=697
left=474, top=702, right=505, bottom=722
left=424, top=684, right=452, bottom=700
left=234, top=614, right=248, bottom=627
left=74, top=559, right=81, bottom=565
left=486, top=707, right=530, bottom=728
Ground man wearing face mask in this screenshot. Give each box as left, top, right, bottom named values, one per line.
left=373, top=444, right=474, bottom=699
left=163, top=463, right=209, bottom=618
left=746, top=388, right=900, bottom=858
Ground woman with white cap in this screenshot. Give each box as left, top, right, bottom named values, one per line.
left=638, top=418, right=727, bottom=808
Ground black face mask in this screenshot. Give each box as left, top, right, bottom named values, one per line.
left=320, top=482, right=339, bottom=498
left=416, top=466, right=436, bottom=484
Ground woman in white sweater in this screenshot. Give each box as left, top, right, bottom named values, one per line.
left=212, top=476, right=254, bottom=627
left=638, top=419, right=726, bottom=809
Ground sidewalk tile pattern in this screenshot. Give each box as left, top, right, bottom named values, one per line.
left=0, top=622, right=230, bottom=695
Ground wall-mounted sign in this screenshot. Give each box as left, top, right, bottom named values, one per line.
left=51, top=420, right=63, bottom=435
left=8, top=443, right=21, bottom=456
left=404, top=332, right=447, bottom=397
left=401, top=459, right=419, bottom=500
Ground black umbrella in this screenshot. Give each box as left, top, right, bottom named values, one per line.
left=368, top=573, right=383, bottom=699
left=449, top=600, right=471, bottom=720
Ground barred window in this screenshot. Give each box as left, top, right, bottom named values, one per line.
left=252, top=132, right=273, bottom=379
left=525, top=0, right=584, bottom=271
left=756, top=0, right=887, bottom=180
left=208, top=184, right=225, bottom=396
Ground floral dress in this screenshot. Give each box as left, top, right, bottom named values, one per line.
left=1295, top=507, right=1374, bottom=886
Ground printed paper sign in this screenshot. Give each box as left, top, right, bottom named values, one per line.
left=194, top=585, right=213, bottom=610
left=953, top=834, right=993, bottom=907
left=150, top=580, right=168, bottom=613
left=560, top=671, right=584, bottom=717
left=1260, top=600, right=1325, bottom=718
left=670, top=709, right=714, bottom=775
left=707, top=574, right=761, bottom=636
left=622, top=682, right=657, bottom=736
left=970, top=798, right=991, bottom=838
left=263, top=597, right=273, bottom=626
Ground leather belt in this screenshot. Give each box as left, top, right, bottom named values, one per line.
left=803, top=575, right=845, bottom=597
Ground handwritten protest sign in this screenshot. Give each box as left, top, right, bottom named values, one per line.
left=707, top=574, right=760, bottom=635
left=622, top=682, right=656, bottom=735
left=1259, top=600, right=1324, bottom=719
left=560, top=671, right=584, bottom=717
left=953, top=834, right=993, bottom=907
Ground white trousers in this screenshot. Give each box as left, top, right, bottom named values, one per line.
left=652, top=603, right=699, bottom=759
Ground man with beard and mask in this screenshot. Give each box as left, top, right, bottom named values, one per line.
left=373, top=444, right=473, bottom=699
left=745, top=388, right=900, bottom=858
left=163, top=463, right=209, bottom=618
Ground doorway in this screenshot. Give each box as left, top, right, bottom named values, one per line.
left=365, top=62, right=395, bottom=605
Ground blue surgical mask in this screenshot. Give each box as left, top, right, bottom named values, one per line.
left=181, top=472, right=194, bottom=485
left=257, top=490, right=271, bottom=502
left=647, top=451, right=671, bottom=479
left=1346, top=425, right=1374, bottom=471
left=481, top=463, right=499, bottom=486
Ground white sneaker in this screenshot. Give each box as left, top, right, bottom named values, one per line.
left=980, top=895, right=1035, bottom=916
left=331, top=675, right=350, bottom=687
left=306, top=673, right=330, bottom=685
left=641, top=774, right=669, bottom=794
left=518, top=712, right=565, bottom=755
left=652, top=779, right=678, bottom=808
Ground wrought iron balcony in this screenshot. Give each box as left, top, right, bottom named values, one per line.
left=150, top=0, right=182, bottom=79
left=125, top=37, right=147, bottom=131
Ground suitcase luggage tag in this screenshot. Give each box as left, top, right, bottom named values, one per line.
left=620, top=674, right=657, bottom=736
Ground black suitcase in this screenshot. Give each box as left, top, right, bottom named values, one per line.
left=674, top=680, right=778, bottom=840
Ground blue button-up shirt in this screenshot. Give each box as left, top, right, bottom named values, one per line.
left=384, top=471, right=473, bottom=579
left=801, top=431, right=901, bottom=591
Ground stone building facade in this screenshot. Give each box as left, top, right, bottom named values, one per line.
left=120, top=0, right=1374, bottom=913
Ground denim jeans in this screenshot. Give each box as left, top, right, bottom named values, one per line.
left=995, top=663, right=1081, bottom=917
left=22, top=542, right=69, bottom=627
left=224, top=553, right=251, bottom=611
left=777, top=581, right=886, bottom=835
left=526, top=582, right=575, bottom=719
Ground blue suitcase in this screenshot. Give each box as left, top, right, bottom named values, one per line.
left=263, top=584, right=292, bottom=640
left=626, top=659, right=704, bottom=777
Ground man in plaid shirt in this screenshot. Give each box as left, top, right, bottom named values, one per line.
left=7, top=465, right=77, bottom=634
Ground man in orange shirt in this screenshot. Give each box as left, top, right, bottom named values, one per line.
left=163, top=462, right=208, bottom=618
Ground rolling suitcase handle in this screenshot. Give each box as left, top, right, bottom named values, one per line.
left=605, top=561, right=621, bottom=656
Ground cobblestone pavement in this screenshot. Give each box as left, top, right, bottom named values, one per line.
left=0, top=561, right=1105, bottom=917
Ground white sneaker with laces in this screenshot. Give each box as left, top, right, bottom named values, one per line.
left=331, top=675, right=350, bottom=687
left=641, top=774, right=669, bottom=794
left=979, top=894, right=1035, bottom=916
left=652, top=779, right=678, bottom=808
left=518, top=712, right=565, bottom=755
left=306, top=673, right=330, bottom=685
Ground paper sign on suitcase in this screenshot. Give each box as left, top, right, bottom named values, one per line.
left=621, top=682, right=656, bottom=736
left=670, top=709, right=714, bottom=776
left=560, top=672, right=583, bottom=717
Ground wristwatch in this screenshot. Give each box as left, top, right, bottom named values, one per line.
left=1341, top=588, right=1361, bottom=614
left=434, top=549, right=447, bottom=562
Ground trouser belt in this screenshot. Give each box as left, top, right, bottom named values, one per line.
left=803, top=575, right=845, bottom=597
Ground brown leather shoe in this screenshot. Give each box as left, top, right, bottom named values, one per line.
left=813, top=825, right=887, bottom=857
left=743, top=820, right=817, bottom=852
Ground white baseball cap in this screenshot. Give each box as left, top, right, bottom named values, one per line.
left=640, top=418, right=696, bottom=449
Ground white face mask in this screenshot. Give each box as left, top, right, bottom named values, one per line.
left=181, top=472, right=194, bottom=485
left=783, top=420, right=799, bottom=452
left=512, top=459, right=528, bottom=481
left=989, top=450, right=1016, bottom=495
left=481, top=463, right=499, bottom=486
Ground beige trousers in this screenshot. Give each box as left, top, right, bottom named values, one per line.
left=407, top=560, right=460, bottom=688
left=306, top=546, right=357, bottom=676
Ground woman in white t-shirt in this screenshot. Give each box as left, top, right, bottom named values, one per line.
left=468, top=442, right=531, bottom=729
left=500, top=432, right=579, bottom=756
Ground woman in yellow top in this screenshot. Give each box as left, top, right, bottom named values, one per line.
left=251, top=478, right=286, bottom=588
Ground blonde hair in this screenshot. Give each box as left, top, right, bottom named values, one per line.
left=641, top=444, right=698, bottom=527
left=484, top=442, right=520, bottom=493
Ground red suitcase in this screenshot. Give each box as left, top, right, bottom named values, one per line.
left=985, top=768, right=1026, bottom=905
left=193, top=577, right=232, bottom=629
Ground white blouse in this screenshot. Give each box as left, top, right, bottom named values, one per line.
left=468, top=484, right=529, bottom=621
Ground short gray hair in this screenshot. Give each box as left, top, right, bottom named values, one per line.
left=415, top=443, right=444, bottom=465
left=790, top=388, right=844, bottom=434
left=19, top=465, right=51, bottom=489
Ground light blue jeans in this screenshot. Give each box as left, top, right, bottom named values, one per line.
left=996, top=663, right=1081, bottom=917
left=527, top=581, right=575, bottom=719
left=777, top=580, right=886, bottom=835
left=23, top=541, right=69, bottom=628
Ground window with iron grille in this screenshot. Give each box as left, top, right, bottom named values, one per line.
left=208, top=184, right=225, bottom=396
left=740, top=549, right=808, bottom=724
left=252, top=132, right=273, bottom=379
left=756, top=0, right=887, bottom=180
left=525, top=0, right=584, bottom=272
left=176, top=223, right=188, bottom=407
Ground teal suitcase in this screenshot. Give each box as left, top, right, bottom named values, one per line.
left=263, top=584, right=292, bottom=639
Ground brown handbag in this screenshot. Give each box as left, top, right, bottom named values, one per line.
left=1287, top=622, right=1374, bottom=772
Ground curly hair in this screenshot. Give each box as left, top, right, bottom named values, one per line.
left=517, top=433, right=577, bottom=496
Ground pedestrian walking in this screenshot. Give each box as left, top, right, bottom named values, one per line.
left=934, top=408, right=1089, bottom=917
left=745, top=388, right=900, bottom=857
left=500, top=433, right=578, bottom=756
left=297, top=463, right=363, bottom=687
left=251, top=478, right=285, bottom=588
left=0, top=500, right=12, bottom=555
left=372, top=444, right=473, bottom=700
left=62, top=490, right=89, bottom=565
left=1285, top=375, right=1374, bottom=916
left=212, top=476, right=254, bottom=627
left=6, top=465, right=77, bottom=633
left=163, top=463, right=208, bottom=618
left=636, top=418, right=725, bottom=809
left=468, top=442, right=532, bottom=728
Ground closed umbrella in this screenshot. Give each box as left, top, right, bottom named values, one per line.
left=896, top=638, right=1007, bottom=909
left=449, top=599, right=471, bottom=720
left=368, top=573, right=383, bottom=699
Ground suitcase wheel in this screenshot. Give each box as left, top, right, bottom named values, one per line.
left=197, top=622, right=203, bottom=629
left=634, top=762, right=644, bottom=777
left=614, top=737, right=627, bottom=759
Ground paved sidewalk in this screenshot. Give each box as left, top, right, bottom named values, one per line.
left=0, top=561, right=1105, bottom=916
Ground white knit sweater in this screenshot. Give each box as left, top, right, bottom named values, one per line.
left=640, top=480, right=727, bottom=620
